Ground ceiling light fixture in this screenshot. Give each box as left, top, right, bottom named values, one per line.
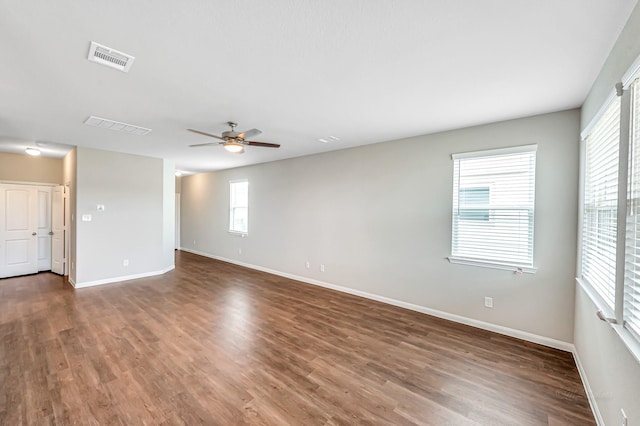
left=224, top=142, right=245, bottom=154
left=318, top=136, right=341, bottom=144
left=25, top=147, right=41, bottom=156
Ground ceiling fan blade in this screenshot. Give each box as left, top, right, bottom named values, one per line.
left=188, top=142, right=223, bottom=147
left=238, top=128, right=262, bottom=139
left=187, top=129, right=224, bottom=140
left=246, top=141, right=280, bottom=148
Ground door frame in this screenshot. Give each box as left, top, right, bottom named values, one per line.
left=0, top=180, right=67, bottom=277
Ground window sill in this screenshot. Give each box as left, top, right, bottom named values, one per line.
left=228, top=231, right=248, bottom=237
left=613, top=324, right=640, bottom=365
left=576, top=277, right=640, bottom=365
left=447, top=256, right=537, bottom=274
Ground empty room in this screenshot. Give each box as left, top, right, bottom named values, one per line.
left=1, top=1, right=640, bottom=424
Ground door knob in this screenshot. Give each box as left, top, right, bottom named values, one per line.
left=49, top=231, right=54, bottom=236
left=32, top=232, right=37, bottom=236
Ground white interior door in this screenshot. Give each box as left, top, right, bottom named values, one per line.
left=37, top=187, right=52, bottom=271
left=51, top=186, right=65, bottom=275
left=0, top=185, right=38, bottom=278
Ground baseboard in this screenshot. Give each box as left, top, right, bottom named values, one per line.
left=572, top=348, right=604, bottom=426
left=179, top=248, right=573, bottom=352
left=73, top=264, right=175, bottom=289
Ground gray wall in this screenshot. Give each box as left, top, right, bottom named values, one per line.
left=582, top=3, right=640, bottom=126
left=74, top=147, right=174, bottom=285
left=181, top=109, right=580, bottom=344
left=575, top=2, right=640, bottom=425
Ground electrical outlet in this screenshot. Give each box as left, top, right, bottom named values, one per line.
left=484, top=296, right=493, bottom=308
left=621, top=408, right=628, bottom=426
left=305, top=261, right=310, bottom=269
left=123, top=259, right=129, bottom=267
left=320, top=264, right=325, bottom=272
left=238, top=248, right=242, bottom=255
left=193, top=240, right=196, bottom=246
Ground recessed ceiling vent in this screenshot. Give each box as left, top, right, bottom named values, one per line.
left=84, top=116, right=151, bottom=135
left=87, top=41, right=135, bottom=72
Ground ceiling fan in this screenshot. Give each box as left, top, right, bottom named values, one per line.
left=187, top=122, right=280, bottom=154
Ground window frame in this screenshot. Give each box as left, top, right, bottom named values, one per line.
left=229, top=179, right=249, bottom=235
left=577, top=62, right=640, bottom=363
left=448, top=144, right=538, bottom=274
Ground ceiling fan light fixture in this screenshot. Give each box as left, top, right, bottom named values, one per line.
left=25, top=147, right=41, bottom=156
left=224, top=141, right=245, bottom=154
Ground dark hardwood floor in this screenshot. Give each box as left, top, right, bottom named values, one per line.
left=0, top=251, right=594, bottom=425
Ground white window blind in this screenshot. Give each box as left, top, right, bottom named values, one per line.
left=229, top=180, right=248, bottom=233
left=625, top=78, right=640, bottom=340
left=451, top=145, right=536, bottom=269
left=582, top=97, right=621, bottom=310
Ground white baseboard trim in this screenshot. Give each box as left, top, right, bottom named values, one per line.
left=72, top=264, right=175, bottom=289
left=572, top=348, right=604, bottom=426
left=179, top=248, right=573, bottom=352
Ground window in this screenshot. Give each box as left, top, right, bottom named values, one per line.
left=625, top=78, right=640, bottom=341
left=581, top=97, right=621, bottom=310
left=229, top=180, right=248, bottom=234
left=450, top=145, right=537, bottom=271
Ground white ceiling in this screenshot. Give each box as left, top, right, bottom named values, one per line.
left=0, top=0, right=636, bottom=173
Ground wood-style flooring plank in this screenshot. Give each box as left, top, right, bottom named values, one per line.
left=0, top=251, right=595, bottom=425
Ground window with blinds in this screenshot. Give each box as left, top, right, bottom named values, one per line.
left=625, top=78, right=640, bottom=341
left=450, top=145, right=537, bottom=269
left=581, top=97, right=621, bottom=310
left=229, top=180, right=248, bottom=234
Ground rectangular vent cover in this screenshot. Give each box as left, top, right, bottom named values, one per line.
left=84, top=116, right=151, bottom=135
left=87, top=41, right=135, bottom=72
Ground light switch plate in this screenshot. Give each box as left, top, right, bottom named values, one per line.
left=81, top=214, right=92, bottom=222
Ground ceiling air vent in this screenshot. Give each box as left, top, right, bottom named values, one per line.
left=87, top=41, right=135, bottom=72
left=84, top=116, right=151, bottom=135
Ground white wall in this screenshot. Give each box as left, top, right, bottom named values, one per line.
left=181, top=109, right=580, bottom=345
left=74, top=147, right=174, bottom=286
left=575, top=3, right=640, bottom=425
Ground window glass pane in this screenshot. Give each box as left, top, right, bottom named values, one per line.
left=229, top=181, right=248, bottom=233
left=582, top=97, right=621, bottom=310
left=459, top=187, right=490, bottom=220
left=625, top=79, right=640, bottom=340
